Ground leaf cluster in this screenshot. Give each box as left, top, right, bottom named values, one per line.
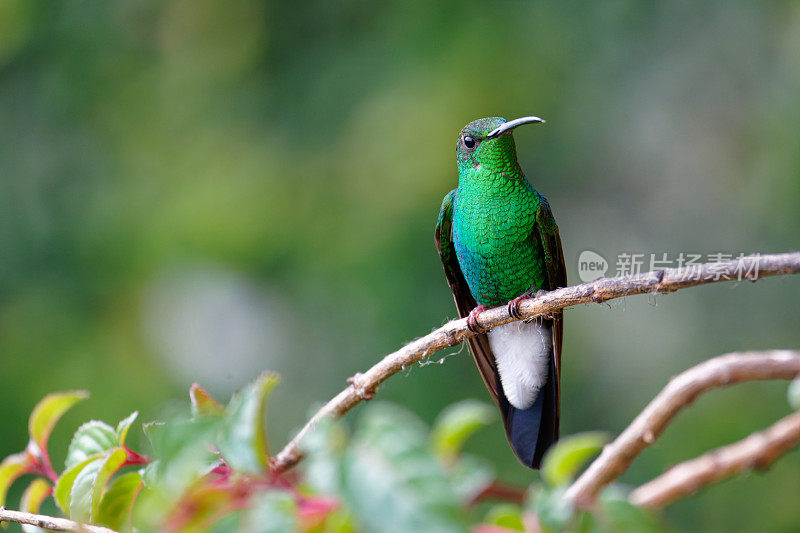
left=0, top=379, right=666, bottom=533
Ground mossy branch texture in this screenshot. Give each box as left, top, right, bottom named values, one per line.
left=272, top=252, right=800, bottom=473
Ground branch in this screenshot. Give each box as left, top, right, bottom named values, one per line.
left=629, top=410, right=800, bottom=509
left=0, top=507, right=118, bottom=533
left=272, top=252, right=800, bottom=473
left=565, top=350, right=800, bottom=507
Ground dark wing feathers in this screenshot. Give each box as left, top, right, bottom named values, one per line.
left=529, top=193, right=567, bottom=455
left=534, top=195, right=566, bottom=410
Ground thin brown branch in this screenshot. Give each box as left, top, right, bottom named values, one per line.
left=629, top=410, right=800, bottom=509
left=272, top=252, right=800, bottom=473
left=565, top=350, right=800, bottom=507
left=0, top=507, right=118, bottom=533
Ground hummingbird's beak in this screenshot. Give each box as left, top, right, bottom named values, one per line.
left=486, top=116, right=545, bottom=139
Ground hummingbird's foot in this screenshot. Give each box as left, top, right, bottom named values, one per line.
left=508, top=289, right=549, bottom=320
left=466, top=305, right=489, bottom=333
left=347, top=373, right=376, bottom=400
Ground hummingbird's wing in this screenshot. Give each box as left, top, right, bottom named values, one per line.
left=531, top=193, right=567, bottom=440
left=435, top=189, right=502, bottom=402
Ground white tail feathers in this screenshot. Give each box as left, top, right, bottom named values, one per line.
left=487, top=320, right=551, bottom=409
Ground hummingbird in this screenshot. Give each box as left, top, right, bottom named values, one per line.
left=435, top=116, right=566, bottom=468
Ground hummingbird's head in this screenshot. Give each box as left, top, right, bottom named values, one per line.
left=456, top=116, right=544, bottom=175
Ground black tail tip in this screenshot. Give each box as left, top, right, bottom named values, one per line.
left=501, top=369, right=559, bottom=469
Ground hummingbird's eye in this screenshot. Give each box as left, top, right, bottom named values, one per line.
left=463, top=136, right=476, bottom=149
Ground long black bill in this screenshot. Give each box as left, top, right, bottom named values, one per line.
left=486, top=116, right=545, bottom=139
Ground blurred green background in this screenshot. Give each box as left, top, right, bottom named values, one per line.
left=1, top=1, right=799, bottom=530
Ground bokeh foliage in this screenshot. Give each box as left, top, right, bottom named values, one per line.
left=1, top=1, right=799, bottom=531
left=0, top=386, right=655, bottom=532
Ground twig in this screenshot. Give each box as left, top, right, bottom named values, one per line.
left=0, top=507, right=118, bottom=533
left=565, top=350, right=800, bottom=507
left=272, top=252, right=800, bottom=473
left=629, top=410, right=800, bottom=509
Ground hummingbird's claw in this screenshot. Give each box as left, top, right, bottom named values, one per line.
left=507, top=295, right=527, bottom=320
left=508, top=289, right=549, bottom=320
left=347, top=373, right=376, bottom=400
left=466, top=305, right=489, bottom=333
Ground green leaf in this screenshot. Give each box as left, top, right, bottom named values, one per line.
left=0, top=452, right=32, bottom=508
left=27, top=390, right=89, bottom=460
left=55, top=455, right=101, bottom=513
left=600, top=490, right=664, bottom=533
left=533, top=487, right=574, bottom=533
left=541, top=432, right=609, bottom=487
left=575, top=510, right=602, bottom=533
left=142, top=421, right=164, bottom=447
left=484, top=503, right=525, bottom=531
left=141, top=417, right=219, bottom=496
left=190, top=383, right=225, bottom=417
left=116, top=412, right=139, bottom=447
left=66, top=420, right=118, bottom=470
left=163, top=483, right=237, bottom=532
left=140, top=460, right=160, bottom=487
left=431, top=400, right=495, bottom=465
left=788, top=378, right=800, bottom=411
left=97, top=471, right=143, bottom=531
left=447, top=455, right=494, bottom=504
left=322, top=509, right=359, bottom=533
left=342, top=402, right=468, bottom=533
left=218, top=372, right=279, bottom=473
left=20, top=477, right=51, bottom=512
left=20, top=478, right=52, bottom=533
left=93, top=448, right=129, bottom=519
left=303, top=418, right=349, bottom=496
left=239, top=490, right=298, bottom=533
left=70, top=447, right=127, bottom=522
left=208, top=511, right=242, bottom=533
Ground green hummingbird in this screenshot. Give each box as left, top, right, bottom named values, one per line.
left=435, top=116, right=566, bottom=468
